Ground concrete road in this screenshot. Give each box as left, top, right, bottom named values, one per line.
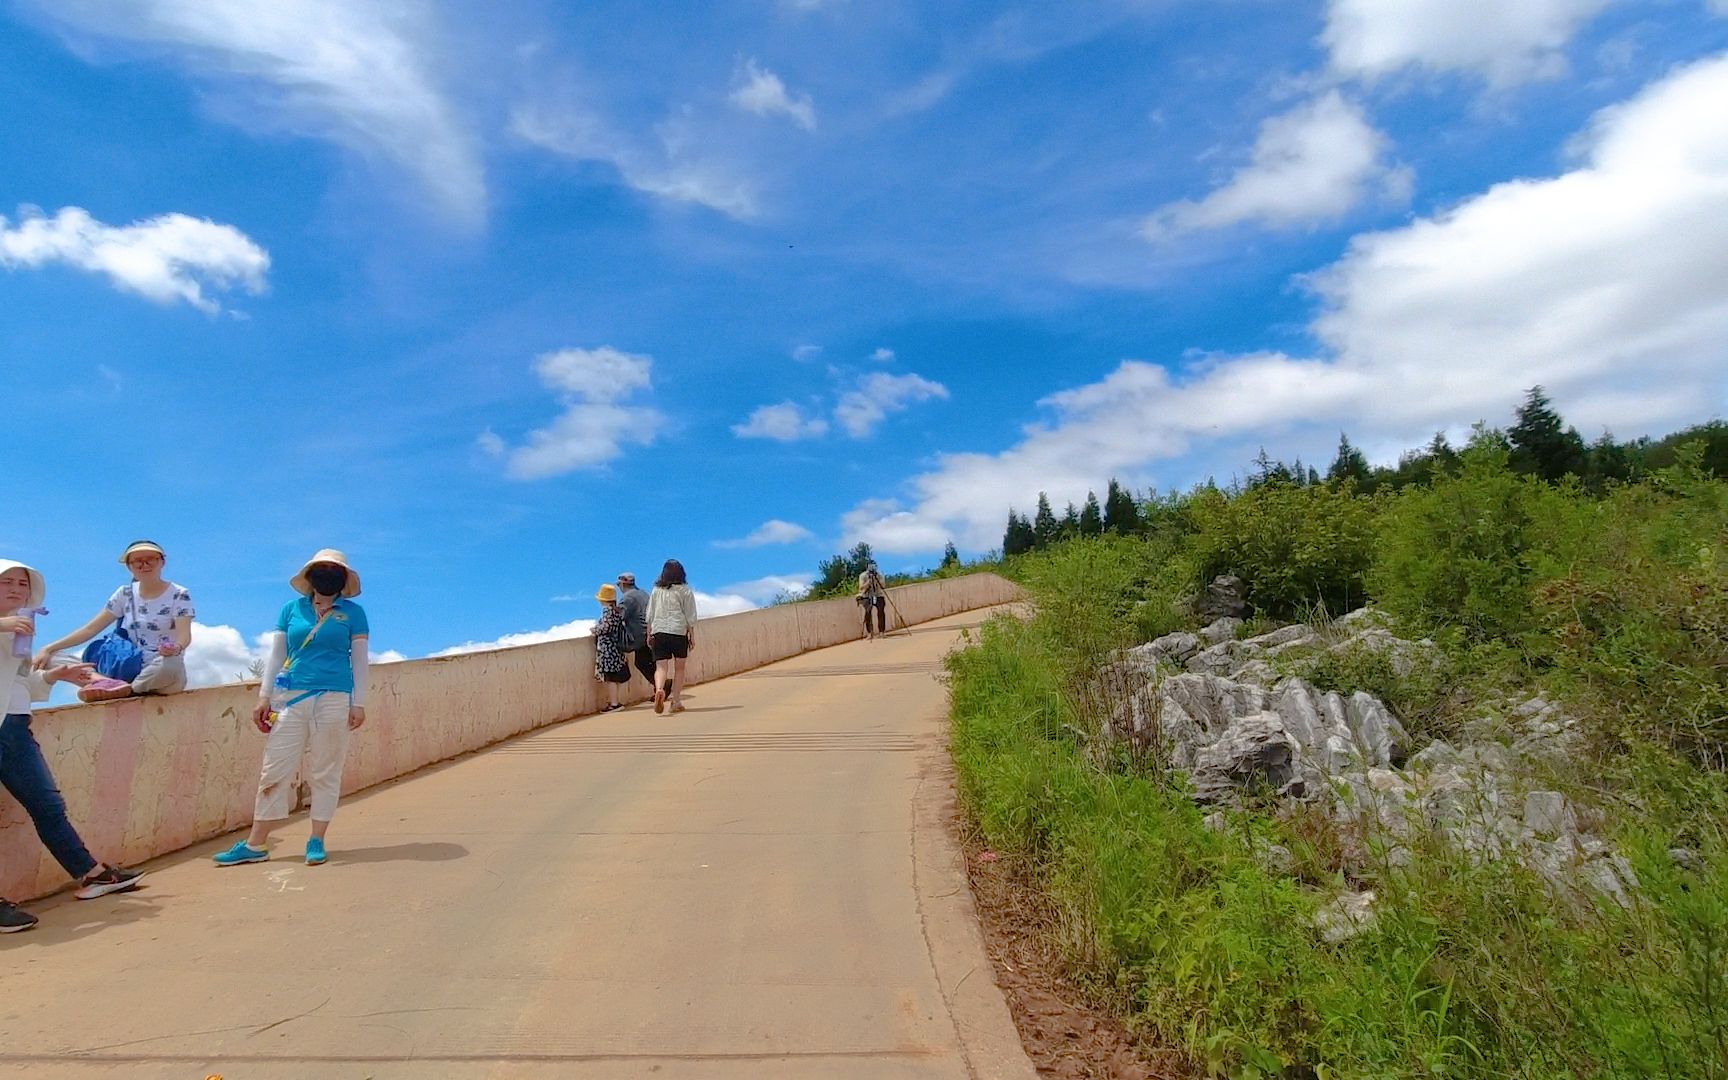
left=0, top=607, right=1035, bottom=1080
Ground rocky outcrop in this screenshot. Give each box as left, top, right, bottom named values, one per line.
left=1102, top=611, right=1631, bottom=907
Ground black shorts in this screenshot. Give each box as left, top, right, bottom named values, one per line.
left=650, top=632, right=689, bottom=660
left=600, top=666, right=631, bottom=684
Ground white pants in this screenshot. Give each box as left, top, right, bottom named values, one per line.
left=132, top=652, right=187, bottom=694
left=255, top=691, right=350, bottom=822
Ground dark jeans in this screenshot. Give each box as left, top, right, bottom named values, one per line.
left=1, top=714, right=98, bottom=880
left=861, top=596, right=885, bottom=634
left=630, top=645, right=656, bottom=686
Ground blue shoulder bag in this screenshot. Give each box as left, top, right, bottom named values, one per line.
left=82, top=585, right=146, bottom=683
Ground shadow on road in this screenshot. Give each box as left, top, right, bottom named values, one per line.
left=332, top=842, right=469, bottom=865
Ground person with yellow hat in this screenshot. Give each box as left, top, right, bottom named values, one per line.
left=214, top=549, right=369, bottom=868
left=593, top=584, right=630, bottom=712
left=34, top=539, right=195, bottom=701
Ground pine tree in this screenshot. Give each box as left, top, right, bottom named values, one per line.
left=1326, top=433, right=1372, bottom=488
left=1001, top=511, right=1033, bottom=556
left=1079, top=492, right=1104, bottom=535
left=1032, top=493, right=1058, bottom=549
left=1060, top=501, right=1080, bottom=537
left=1509, top=386, right=1587, bottom=481
left=1103, top=479, right=1140, bottom=533
left=940, top=541, right=961, bottom=569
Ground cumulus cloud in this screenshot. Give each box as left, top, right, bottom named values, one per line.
left=870, top=347, right=895, bottom=362
left=30, top=0, right=483, bottom=225
left=717, top=574, right=813, bottom=604
left=1146, top=93, right=1409, bottom=236
left=846, top=52, right=1728, bottom=552
left=490, top=347, right=662, bottom=480
left=729, top=58, right=817, bottom=131
left=511, top=102, right=758, bottom=219
left=433, top=617, right=597, bottom=657
left=733, top=401, right=830, bottom=441
left=435, top=589, right=765, bottom=655
left=834, top=372, right=949, bottom=437
left=0, top=206, right=268, bottom=313
left=1322, top=0, right=1612, bottom=85
left=715, top=519, right=815, bottom=548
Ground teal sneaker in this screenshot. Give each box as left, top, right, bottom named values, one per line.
left=305, top=837, right=327, bottom=866
left=212, top=841, right=268, bottom=866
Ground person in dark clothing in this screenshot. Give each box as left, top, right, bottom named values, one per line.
left=616, top=572, right=655, bottom=688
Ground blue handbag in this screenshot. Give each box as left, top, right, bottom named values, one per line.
left=82, top=586, right=146, bottom=683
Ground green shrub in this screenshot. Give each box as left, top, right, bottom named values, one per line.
left=1185, top=480, right=1377, bottom=619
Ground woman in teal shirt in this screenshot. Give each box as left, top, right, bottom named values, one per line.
left=214, top=549, right=369, bottom=868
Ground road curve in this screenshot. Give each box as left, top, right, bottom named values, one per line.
left=0, top=606, right=1035, bottom=1080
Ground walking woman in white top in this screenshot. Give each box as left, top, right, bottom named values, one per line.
left=646, top=559, right=697, bottom=714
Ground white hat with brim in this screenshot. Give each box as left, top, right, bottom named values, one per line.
left=290, top=548, right=362, bottom=598
left=0, top=559, right=46, bottom=609
left=117, top=541, right=166, bottom=564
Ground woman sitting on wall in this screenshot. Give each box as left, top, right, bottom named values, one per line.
left=35, top=540, right=195, bottom=702
left=213, top=549, right=369, bottom=868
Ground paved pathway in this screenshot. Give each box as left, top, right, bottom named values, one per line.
left=1, top=608, right=1034, bottom=1079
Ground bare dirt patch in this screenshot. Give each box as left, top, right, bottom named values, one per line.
left=962, top=840, right=1194, bottom=1080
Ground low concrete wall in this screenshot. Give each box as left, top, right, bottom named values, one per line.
left=0, top=573, right=1020, bottom=901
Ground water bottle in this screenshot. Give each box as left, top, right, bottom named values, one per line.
left=10, top=607, right=47, bottom=660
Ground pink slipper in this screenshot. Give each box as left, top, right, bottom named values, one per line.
left=77, top=678, right=134, bottom=703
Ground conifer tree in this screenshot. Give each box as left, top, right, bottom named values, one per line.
left=1103, top=478, right=1140, bottom=533
left=1079, top=491, right=1104, bottom=535
left=1060, top=501, right=1080, bottom=537
left=1032, top=493, right=1058, bottom=549
left=1326, top=433, right=1372, bottom=488
left=940, top=541, right=961, bottom=568
left=1509, top=386, right=1587, bottom=481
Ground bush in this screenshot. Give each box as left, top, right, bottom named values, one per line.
left=1185, top=480, right=1377, bottom=620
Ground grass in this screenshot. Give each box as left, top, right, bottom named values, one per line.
left=949, top=563, right=1728, bottom=1078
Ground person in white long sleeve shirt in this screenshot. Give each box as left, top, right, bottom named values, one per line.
left=0, top=559, right=146, bottom=933
left=645, top=558, right=697, bottom=714
left=213, top=549, right=370, bottom=869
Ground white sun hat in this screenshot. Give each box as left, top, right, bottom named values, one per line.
left=290, top=548, right=363, bottom=598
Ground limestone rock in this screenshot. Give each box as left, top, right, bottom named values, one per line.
left=1192, top=575, right=1250, bottom=621
left=1198, top=617, right=1243, bottom=645
left=1315, top=890, right=1377, bottom=944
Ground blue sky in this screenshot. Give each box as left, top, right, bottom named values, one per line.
left=3, top=0, right=1726, bottom=682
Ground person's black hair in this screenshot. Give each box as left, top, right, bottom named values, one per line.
left=655, top=559, right=687, bottom=588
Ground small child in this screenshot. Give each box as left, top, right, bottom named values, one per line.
left=0, top=559, right=146, bottom=933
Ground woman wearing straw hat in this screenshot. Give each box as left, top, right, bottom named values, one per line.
left=592, top=584, right=631, bottom=712
left=213, top=549, right=369, bottom=868
left=35, top=540, right=195, bottom=702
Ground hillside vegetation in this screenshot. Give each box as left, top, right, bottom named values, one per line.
left=949, top=398, right=1728, bottom=1078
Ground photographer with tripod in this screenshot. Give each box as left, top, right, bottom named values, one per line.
left=856, top=562, right=888, bottom=640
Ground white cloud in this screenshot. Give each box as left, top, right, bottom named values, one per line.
left=717, top=574, right=813, bottom=604
left=491, top=347, right=662, bottom=480
left=511, top=103, right=758, bottom=219
left=433, top=618, right=596, bottom=657
left=0, top=206, right=268, bottom=313
left=692, top=591, right=758, bottom=617
left=834, top=372, right=949, bottom=437
left=1146, top=93, right=1409, bottom=236
left=729, top=58, right=817, bottom=131
left=533, top=346, right=653, bottom=401
left=181, top=622, right=263, bottom=687
left=715, top=519, right=815, bottom=548
left=870, top=347, right=895, bottom=363
left=1322, top=0, right=1612, bottom=85
left=793, top=344, right=823, bottom=362
left=846, top=53, right=1728, bottom=552
left=1711, top=0, right=1728, bottom=14
left=733, top=401, right=830, bottom=441
left=31, top=0, right=483, bottom=225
